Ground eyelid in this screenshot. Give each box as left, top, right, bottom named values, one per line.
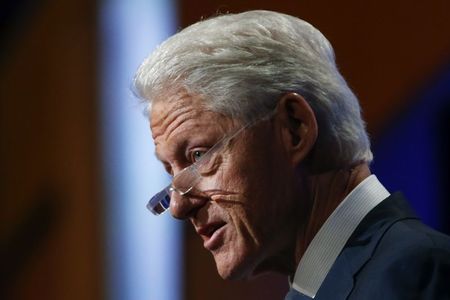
left=187, top=147, right=209, bottom=164
left=193, top=140, right=226, bottom=167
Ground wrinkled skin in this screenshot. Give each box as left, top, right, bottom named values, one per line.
left=150, top=91, right=370, bottom=280
left=151, top=93, right=307, bottom=279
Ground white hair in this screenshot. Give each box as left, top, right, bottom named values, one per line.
left=134, top=10, right=373, bottom=166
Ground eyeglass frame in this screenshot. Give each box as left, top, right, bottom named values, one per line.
left=147, top=113, right=273, bottom=216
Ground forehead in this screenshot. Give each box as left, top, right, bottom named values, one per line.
left=150, top=93, right=236, bottom=158
left=151, top=93, right=206, bottom=135
left=151, top=93, right=229, bottom=136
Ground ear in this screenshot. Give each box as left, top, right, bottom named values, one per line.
left=275, top=93, right=318, bottom=167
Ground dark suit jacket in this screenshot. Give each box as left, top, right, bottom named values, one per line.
left=285, top=192, right=450, bottom=300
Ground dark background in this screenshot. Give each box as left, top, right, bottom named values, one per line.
left=1, top=0, right=449, bottom=299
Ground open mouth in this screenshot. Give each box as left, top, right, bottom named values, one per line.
left=197, top=222, right=227, bottom=250
left=197, top=222, right=226, bottom=238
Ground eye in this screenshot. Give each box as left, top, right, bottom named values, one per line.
left=190, top=149, right=206, bottom=163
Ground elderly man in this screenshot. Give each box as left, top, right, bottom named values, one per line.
left=134, top=10, right=450, bottom=300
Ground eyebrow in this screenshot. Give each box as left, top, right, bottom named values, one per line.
left=154, top=137, right=190, bottom=166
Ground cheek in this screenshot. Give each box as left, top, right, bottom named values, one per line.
left=214, top=152, right=287, bottom=244
left=209, top=142, right=297, bottom=278
left=210, top=203, right=264, bottom=279
left=228, top=144, right=297, bottom=244
left=210, top=169, right=265, bottom=253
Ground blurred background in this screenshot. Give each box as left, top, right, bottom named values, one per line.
left=1, top=0, right=449, bottom=299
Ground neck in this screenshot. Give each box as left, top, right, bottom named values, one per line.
left=291, top=163, right=371, bottom=276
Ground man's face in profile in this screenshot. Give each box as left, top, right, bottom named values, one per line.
left=150, top=92, right=301, bottom=279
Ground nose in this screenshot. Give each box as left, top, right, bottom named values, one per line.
left=169, top=189, right=207, bottom=219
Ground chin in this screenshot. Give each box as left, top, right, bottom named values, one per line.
left=216, top=264, right=253, bottom=280
left=213, top=249, right=259, bottom=280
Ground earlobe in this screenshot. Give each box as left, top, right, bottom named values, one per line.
left=277, top=93, right=318, bottom=167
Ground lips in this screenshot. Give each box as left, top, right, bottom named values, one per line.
left=196, top=221, right=227, bottom=250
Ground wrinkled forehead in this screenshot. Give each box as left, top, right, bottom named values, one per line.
left=149, top=94, right=197, bottom=130
left=149, top=93, right=239, bottom=144
left=150, top=93, right=202, bottom=130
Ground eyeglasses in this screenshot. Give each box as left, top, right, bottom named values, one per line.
left=147, top=121, right=254, bottom=215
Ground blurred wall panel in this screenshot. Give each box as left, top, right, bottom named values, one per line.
left=371, top=65, right=450, bottom=233
left=174, top=1, right=450, bottom=300
left=0, top=0, right=102, bottom=299
left=99, top=1, right=182, bottom=300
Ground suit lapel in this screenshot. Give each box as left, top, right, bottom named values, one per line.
left=314, top=192, right=419, bottom=300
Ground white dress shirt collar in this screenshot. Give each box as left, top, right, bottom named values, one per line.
left=291, top=175, right=390, bottom=298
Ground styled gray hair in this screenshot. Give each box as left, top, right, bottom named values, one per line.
left=134, top=10, right=373, bottom=166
